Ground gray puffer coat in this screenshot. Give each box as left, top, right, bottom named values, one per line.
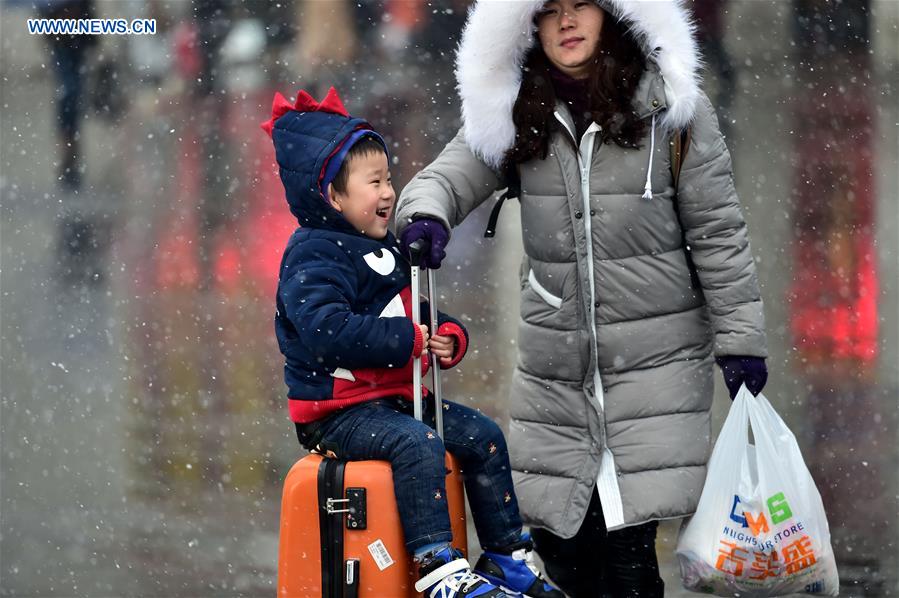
left=396, top=0, right=767, bottom=537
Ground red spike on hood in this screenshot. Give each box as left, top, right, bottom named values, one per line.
left=317, top=87, right=349, bottom=117
left=260, top=91, right=295, bottom=138
left=292, top=89, right=319, bottom=113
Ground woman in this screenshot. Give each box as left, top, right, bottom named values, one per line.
left=396, top=0, right=769, bottom=595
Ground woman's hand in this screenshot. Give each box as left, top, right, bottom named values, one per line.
left=428, top=333, right=456, bottom=366
left=400, top=218, right=449, bottom=269
left=716, top=356, right=768, bottom=399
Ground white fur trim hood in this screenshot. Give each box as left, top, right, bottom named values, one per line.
left=455, top=0, right=702, bottom=169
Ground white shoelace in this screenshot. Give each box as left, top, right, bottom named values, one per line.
left=416, top=557, right=487, bottom=597
left=428, top=569, right=489, bottom=598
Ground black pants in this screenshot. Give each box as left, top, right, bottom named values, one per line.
left=531, top=491, right=664, bottom=597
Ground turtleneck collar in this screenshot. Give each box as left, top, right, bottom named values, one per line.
left=548, top=64, right=591, bottom=140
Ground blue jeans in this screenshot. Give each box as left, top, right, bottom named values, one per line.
left=307, top=397, right=523, bottom=553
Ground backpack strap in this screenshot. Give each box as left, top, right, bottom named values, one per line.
left=484, top=165, right=521, bottom=238
left=670, top=127, right=692, bottom=190
left=669, top=127, right=702, bottom=290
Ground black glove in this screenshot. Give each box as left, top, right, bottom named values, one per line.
left=716, top=356, right=768, bottom=400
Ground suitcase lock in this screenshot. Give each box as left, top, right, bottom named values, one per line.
left=325, top=489, right=367, bottom=529
left=325, top=497, right=350, bottom=514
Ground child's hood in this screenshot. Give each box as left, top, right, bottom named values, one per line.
left=262, top=87, right=386, bottom=234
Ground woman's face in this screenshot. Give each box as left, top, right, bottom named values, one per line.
left=536, top=0, right=604, bottom=79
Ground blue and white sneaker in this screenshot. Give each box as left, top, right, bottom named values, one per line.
left=416, top=546, right=510, bottom=598
left=474, top=533, right=564, bottom=598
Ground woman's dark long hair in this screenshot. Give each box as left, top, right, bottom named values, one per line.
left=504, top=12, right=648, bottom=168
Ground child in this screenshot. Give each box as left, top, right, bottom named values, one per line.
left=263, top=88, right=563, bottom=598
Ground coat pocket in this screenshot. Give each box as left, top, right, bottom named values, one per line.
left=527, top=269, right=562, bottom=309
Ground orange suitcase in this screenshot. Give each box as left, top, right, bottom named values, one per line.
left=278, top=249, right=467, bottom=597
left=277, top=453, right=467, bottom=597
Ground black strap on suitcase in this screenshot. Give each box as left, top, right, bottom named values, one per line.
left=318, top=458, right=348, bottom=597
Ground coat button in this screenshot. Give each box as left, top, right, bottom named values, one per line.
left=574, top=211, right=583, bottom=219
left=594, top=301, right=600, bottom=308
left=590, top=209, right=596, bottom=216
left=652, top=99, right=660, bottom=107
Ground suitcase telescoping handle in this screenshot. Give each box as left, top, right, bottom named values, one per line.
left=408, top=240, right=445, bottom=439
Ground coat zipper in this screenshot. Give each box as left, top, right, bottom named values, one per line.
left=553, top=111, right=606, bottom=412
left=553, top=110, right=626, bottom=530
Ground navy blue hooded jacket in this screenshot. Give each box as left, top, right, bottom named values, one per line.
left=266, top=89, right=468, bottom=423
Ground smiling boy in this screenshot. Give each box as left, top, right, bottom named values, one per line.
left=263, top=88, right=562, bottom=597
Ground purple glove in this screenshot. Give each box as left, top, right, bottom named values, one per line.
left=399, top=218, right=449, bottom=269
left=716, top=356, right=768, bottom=400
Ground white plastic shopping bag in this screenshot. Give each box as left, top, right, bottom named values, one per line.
left=676, top=385, right=839, bottom=596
